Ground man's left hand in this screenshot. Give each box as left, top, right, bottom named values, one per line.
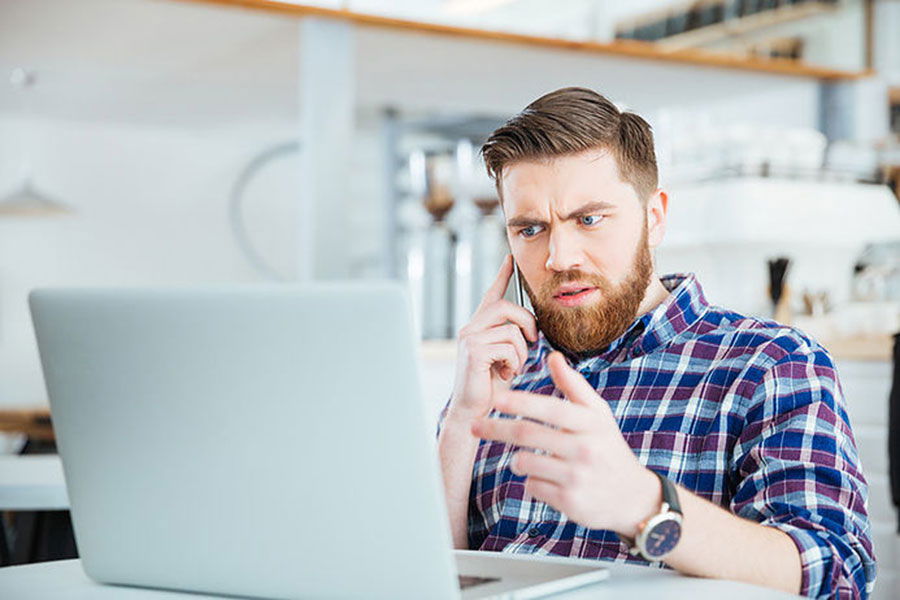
left=471, top=351, right=661, bottom=538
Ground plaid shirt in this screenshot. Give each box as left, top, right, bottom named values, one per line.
left=451, top=273, right=875, bottom=599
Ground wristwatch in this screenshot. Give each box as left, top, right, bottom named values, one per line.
left=619, top=471, right=683, bottom=561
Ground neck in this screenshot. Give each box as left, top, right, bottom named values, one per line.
left=637, top=273, right=669, bottom=317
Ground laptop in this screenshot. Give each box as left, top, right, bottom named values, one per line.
left=29, top=283, right=609, bottom=599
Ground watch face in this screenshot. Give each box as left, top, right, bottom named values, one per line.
left=643, top=518, right=682, bottom=559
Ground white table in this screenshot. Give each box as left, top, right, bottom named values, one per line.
left=0, top=557, right=800, bottom=599
left=0, top=461, right=799, bottom=598
left=0, top=455, right=69, bottom=511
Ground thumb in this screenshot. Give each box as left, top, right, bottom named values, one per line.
left=547, top=352, right=598, bottom=407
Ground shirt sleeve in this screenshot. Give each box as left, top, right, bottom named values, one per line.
left=435, top=398, right=450, bottom=439
left=729, top=344, right=877, bottom=599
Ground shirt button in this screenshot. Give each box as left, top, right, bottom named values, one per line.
left=527, top=527, right=541, bottom=538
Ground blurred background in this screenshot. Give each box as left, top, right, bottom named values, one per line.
left=0, top=0, right=898, bottom=594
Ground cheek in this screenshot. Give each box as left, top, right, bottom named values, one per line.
left=510, top=238, right=549, bottom=290
left=583, top=228, right=640, bottom=282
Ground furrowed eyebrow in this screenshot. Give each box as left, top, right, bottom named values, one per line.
left=562, top=201, right=616, bottom=220
left=506, top=200, right=616, bottom=228
left=506, top=216, right=546, bottom=228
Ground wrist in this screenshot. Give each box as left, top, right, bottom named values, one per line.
left=618, top=467, right=663, bottom=538
left=443, top=404, right=483, bottom=430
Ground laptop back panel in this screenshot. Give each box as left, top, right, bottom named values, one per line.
left=30, top=284, right=459, bottom=600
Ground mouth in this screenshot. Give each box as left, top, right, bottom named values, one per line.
left=552, top=286, right=598, bottom=306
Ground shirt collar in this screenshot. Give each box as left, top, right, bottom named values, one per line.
left=528, top=273, right=709, bottom=370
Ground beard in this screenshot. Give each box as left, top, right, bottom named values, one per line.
left=523, top=222, right=653, bottom=358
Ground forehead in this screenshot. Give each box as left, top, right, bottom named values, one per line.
left=499, top=148, right=638, bottom=214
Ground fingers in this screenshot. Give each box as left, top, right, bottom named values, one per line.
left=467, top=300, right=538, bottom=343
left=523, top=477, right=563, bottom=508
left=493, top=390, right=593, bottom=432
left=480, top=255, right=514, bottom=307
left=510, top=450, right=571, bottom=486
left=547, top=352, right=601, bottom=408
left=465, top=256, right=538, bottom=347
left=481, top=342, right=520, bottom=381
left=471, top=324, right=528, bottom=373
left=471, top=416, right=576, bottom=459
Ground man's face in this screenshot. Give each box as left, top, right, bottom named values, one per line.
left=501, top=148, right=661, bottom=357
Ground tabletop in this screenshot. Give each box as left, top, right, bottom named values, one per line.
left=0, top=557, right=800, bottom=599
left=0, top=456, right=801, bottom=599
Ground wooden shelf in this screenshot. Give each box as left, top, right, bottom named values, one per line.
left=0, top=407, right=54, bottom=442
left=176, top=0, right=870, bottom=81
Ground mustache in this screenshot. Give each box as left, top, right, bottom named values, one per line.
left=538, top=270, right=609, bottom=297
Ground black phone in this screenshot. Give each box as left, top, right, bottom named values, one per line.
left=511, top=259, right=532, bottom=314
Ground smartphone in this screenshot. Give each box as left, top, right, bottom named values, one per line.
left=511, top=259, right=531, bottom=313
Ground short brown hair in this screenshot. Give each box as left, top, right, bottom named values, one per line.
left=481, top=87, right=658, bottom=203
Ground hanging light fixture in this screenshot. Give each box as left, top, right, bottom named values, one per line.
left=0, top=68, right=71, bottom=217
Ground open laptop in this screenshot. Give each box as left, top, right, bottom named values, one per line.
left=29, top=283, right=608, bottom=599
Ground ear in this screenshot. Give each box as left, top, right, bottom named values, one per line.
left=646, top=188, right=668, bottom=250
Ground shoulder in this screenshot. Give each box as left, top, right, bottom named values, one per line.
left=685, top=303, right=835, bottom=373
left=689, top=307, right=850, bottom=432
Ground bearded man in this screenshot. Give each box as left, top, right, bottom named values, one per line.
left=437, top=87, right=876, bottom=599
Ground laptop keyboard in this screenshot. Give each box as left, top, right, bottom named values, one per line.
left=458, top=575, right=500, bottom=590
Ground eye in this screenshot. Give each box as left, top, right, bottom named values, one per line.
left=519, top=225, right=544, bottom=238
left=579, top=215, right=603, bottom=227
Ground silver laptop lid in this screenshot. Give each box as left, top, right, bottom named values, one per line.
left=30, top=283, right=458, bottom=599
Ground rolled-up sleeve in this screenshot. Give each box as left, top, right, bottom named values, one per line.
left=730, top=346, right=876, bottom=599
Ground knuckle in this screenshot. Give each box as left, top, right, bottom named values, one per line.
left=495, top=299, right=517, bottom=316
left=566, top=466, right=580, bottom=487
left=575, top=440, right=594, bottom=463
left=543, top=405, right=559, bottom=423
left=513, top=420, right=532, bottom=442
left=511, top=327, right=527, bottom=347
left=512, top=452, right=527, bottom=472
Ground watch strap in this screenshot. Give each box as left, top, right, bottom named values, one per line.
left=617, top=471, right=681, bottom=553
left=655, top=471, right=681, bottom=515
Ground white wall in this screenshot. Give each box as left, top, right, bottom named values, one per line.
left=0, top=115, right=298, bottom=407
left=874, top=0, right=900, bottom=84
left=353, top=26, right=823, bottom=130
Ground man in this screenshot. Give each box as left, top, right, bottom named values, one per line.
left=437, top=87, right=876, bottom=598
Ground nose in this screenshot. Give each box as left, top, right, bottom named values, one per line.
left=545, top=228, right=585, bottom=272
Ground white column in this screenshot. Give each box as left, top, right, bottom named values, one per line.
left=297, top=17, right=355, bottom=281
left=820, top=76, right=890, bottom=144
left=451, top=138, right=477, bottom=334
left=874, top=0, right=900, bottom=84
left=588, top=2, right=616, bottom=43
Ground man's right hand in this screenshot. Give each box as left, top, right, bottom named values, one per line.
left=448, top=255, right=539, bottom=425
